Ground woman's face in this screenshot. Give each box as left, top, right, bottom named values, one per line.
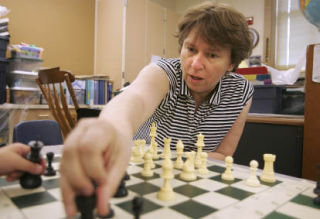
left=180, top=28, right=234, bottom=99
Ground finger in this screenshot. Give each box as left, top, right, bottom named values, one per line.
left=76, top=121, right=110, bottom=185
left=60, top=176, right=77, bottom=217
left=60, top=145, right=94, bottom=196
left=11, top=157, right=44, bottom=175
left=6, top=171, right=23, bottom=181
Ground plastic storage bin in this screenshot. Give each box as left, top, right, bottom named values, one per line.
left=6, top=70, right=38, bottom=88
left=10, top=87, right=41, bottom=104
left=0, top=58, right=8, bottom=103
left=8, top=57, right=42, bottom=72
left=250, top=85, right=284, bottom=114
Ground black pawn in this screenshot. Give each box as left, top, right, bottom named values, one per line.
left=75, top=193, right=96, bottom=219
left=132, top=196, right=143, bottom=219
left=124, top=171, right=130, bottom=180
left=44, top=152, right=56, bottom=176
left=20, top=141, right=43, bottom=189
left=113, top=176, right=128, bottom=197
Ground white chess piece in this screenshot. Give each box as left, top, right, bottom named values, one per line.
left=147, top=146, right=155, bottom=169
left=161, top=137, right=172, bottom=159
left=261, top=154, right=276, bottom=183
left=141, top=152, right=154, bottom=177
left=131, top=140, right=143, bottom=163
left=198, top=152, right=209, bottom=175
left=174, top=140, right=184, bottom=169
left=245, top=160, right=260, bottom=187
left=179, top=152, right=196, bottom=181
left=195, top=133, right=205, bottom=168
left=221, top=156, right=235, bottom=181
left=149, top=122, right=159, bottom=159
left=157, top=157, right=175, bottom=201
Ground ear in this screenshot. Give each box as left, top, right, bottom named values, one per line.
left=227, top=63, right=235, bottom=72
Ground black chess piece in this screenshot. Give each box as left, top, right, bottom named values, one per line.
left=19, top=141, right=43, bottom=189
left=124, top=171, right=130, bottom=180
left=132, top=196, right=143, bottom=219
left=113, top=176, right=128, bottom=197
left=44, top=152, right=56, bottom=176
left=75, top=193, right=96, bottom=219
left=313, top=164, right=320, bottom=205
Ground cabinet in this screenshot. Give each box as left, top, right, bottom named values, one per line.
left=233, top=114, right=304, bottom=178
left=0, top=104, right=55, bottom=144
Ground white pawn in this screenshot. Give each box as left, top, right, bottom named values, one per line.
left=131, top=140, right=143, bottom=163
left=198, top=152, right=209, bottom=175
left=161, top=137, right=172, bottom=159
left=140, top=139, right=146, bottom=157
left=174, top=140, right=184, bottom=169
left=221, top=156, right=235, bottom=181
left=141, top=152, right=154, bottom=177
left=245, top=160, right=260, bottom=187
left=179, top=152, right=196, bottom=181
left=147, top=146, right=155, bottom=169
left=261, top=154, right=276, bottom=183
left=157, top=157, right=175, bottom=201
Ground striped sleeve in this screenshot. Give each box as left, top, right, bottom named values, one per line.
left=156, top=58, right=180, bottom=93
left=242, top=79, right=254, bottom=106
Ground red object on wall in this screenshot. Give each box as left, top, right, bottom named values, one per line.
left=235, top=66, right=268, bottom=75
left=246, top=16, right=254, bottom=25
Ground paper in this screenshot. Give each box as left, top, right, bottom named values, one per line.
left=312, top=45, right=320, bottom=83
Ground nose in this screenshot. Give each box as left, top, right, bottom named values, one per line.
left=191, top=53, right=204, bottom=70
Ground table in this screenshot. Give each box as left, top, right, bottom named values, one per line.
left=0, top=145, right=319, bottom=219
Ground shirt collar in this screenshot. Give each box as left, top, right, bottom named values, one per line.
left=179, top=74, right=222, bottom=106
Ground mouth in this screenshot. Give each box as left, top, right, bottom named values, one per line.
left=190, top=75, right=202, bottom=81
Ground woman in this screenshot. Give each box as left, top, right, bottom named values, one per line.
left=60, top=2, right=253, bottom=217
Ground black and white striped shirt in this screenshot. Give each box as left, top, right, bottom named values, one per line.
left=134, top=58, right=254, bottom=152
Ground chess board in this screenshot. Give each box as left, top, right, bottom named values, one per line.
left=0, top=148, right=320, bottom=219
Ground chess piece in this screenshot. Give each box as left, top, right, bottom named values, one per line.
left=131, top=140, right=143, bottom=163
left=157, top=157, right=175, bottom=201
left=174, top=140, right=184, bottom=169
left=198, top=152, right=209, bottom=175
left=141, top=152, right=154, bottom=177
left=147, top=146, right=155, bottom=169
left=260, top=154, right=276, bottom=183
left=75, top=193, right=96, bottom=219
left=20, top=140, right=43, bottom=189
left=313, top=181, right=320, bottom=205
left=150, top=122, right=159, bottom=159
left=160, top=137, right=171, bottom=159
left=179, top=152, right=196, bottom=181
left=114, top=176, right=128, bottom=197
left=245, top=160, right=260, bottom=187
left=132, top=196, right=143, bottom=219
left=44, top=152, right=56, bottom=176
left=140, top=139, right=146, bottom=157
left=195, top=133, right=205, bottom=168
left=124, top=171, right=130, bottom=180
left=221, top=156, right=235, bottom=181
left=313, top=164, right=320, bottom=205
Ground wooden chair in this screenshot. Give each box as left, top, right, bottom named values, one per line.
left=36, top=67, right=79, bottom=137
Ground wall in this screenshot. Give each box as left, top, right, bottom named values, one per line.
left=0, top=0, right=95, bottom=75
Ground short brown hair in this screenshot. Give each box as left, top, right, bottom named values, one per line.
left=177, top=2, right=253, bottom=71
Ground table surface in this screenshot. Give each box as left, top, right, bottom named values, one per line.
left=0, top=145, right=319, bottom=219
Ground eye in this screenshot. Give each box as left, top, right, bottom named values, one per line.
left=187, top=46, right=195, bottom=53
left=209, top=53, right=217, bottom=58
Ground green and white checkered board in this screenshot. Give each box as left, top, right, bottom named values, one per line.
left=0, top=154, right=319, bottom=219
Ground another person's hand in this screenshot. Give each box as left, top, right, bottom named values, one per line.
left=60, top=118, right=132, bottom=217
left=0, top=143, right=46, bottom=181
